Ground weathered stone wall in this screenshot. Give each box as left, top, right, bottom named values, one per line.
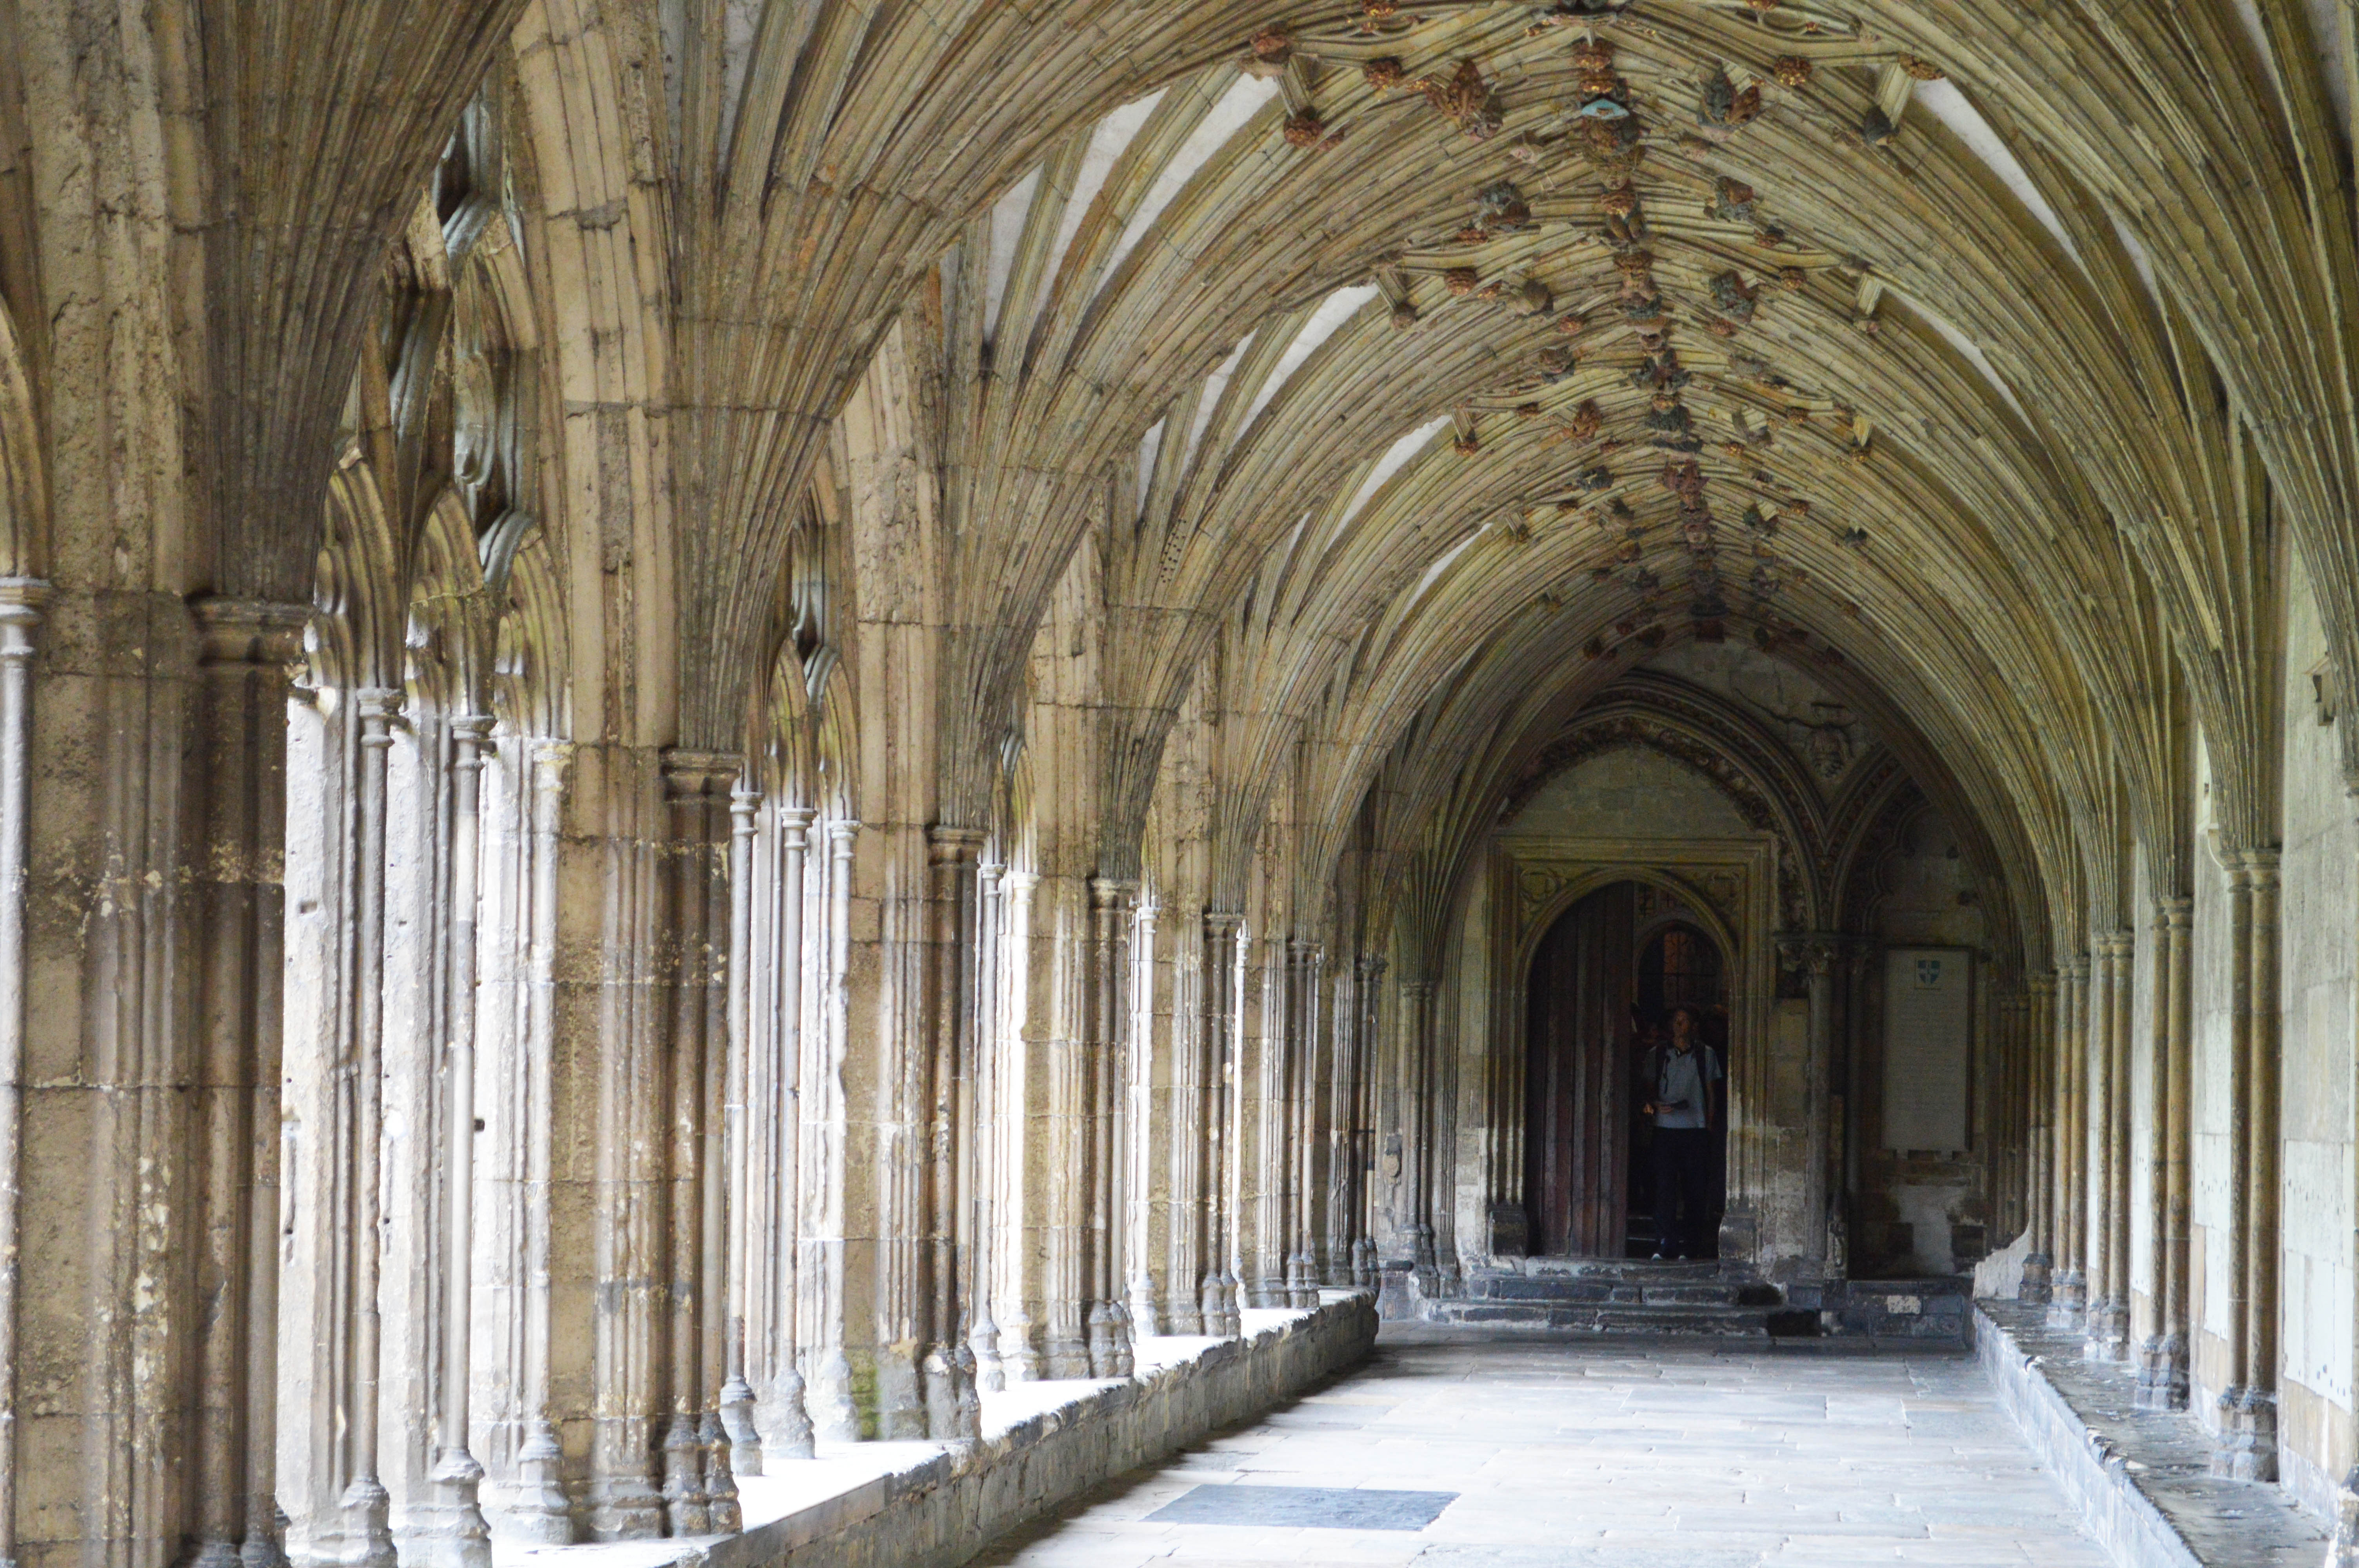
left=2274, top=554, right=2358, bottom=1518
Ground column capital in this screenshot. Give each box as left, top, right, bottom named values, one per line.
left=660, top=746, right=741, bottom=799
left=2157, top=895, right=2193, bottom=928
left=1088, top=875, right=1139, bottom=907
left=1203, top=909, right=1244, bottom=939
left=825, top=817, right=860, bottom=850
left=1357, top=953, right=1389, bottom=981
left=929, top=824, right=987, bottom=861
left=189, top=592, right=304, bottom=666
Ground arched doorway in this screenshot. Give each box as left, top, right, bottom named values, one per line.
left=1526, top=885, right=1731, bottom=1258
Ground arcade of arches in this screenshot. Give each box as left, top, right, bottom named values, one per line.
left=7, top=0, right=2359, bottom=1564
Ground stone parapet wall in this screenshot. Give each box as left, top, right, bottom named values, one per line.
left=657, top=1294, right=1377, bottom=1568
left=1972, top=1299, right=2326, bottom=1566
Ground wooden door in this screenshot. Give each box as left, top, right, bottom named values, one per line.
left=1524, top=882, right=1637, bottom=1256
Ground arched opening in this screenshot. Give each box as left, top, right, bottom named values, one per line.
left=1525, top=886, right=1732, bottom=1259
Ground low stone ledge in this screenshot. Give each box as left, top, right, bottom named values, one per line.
left=503, top=1292, right=1378, bottom=1568
left=1972, top=1299, right=2326, bottom=1568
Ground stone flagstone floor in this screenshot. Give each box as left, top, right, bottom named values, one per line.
left=970, top=1322, right=2116, bottom=1566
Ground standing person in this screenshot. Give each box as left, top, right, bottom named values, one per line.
left=1643, top=1006, right=1723, bottom=1259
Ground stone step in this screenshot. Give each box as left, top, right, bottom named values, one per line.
left=1427, top=1299, right=1783, bottom=1336
left=1469, top=1276, right=1744, bottom=1307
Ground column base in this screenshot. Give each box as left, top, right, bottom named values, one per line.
left=1162, top=1291, right=1204, bottom=1337
left=806, top=1349, right=863, bottom=1443
left=660, top=1414, right=710, bottom=1536
left=759, top=1368, right=818, bottom=1462
left=969, top=1312, right=1007, bottom=1395
left=699, top=1411, right=740, bottom=1534
left=922, top=1345, right=980, bottom=1440
left=2208, top=1387, right=2278, bottom=1481
left=2017, top=1251, right=2053, bottom=1306
left=2132, top=1333, right=2188, bottom=1412
left=585, top=1431, right=664, bottom=1543
left=416, top=1454, right=493, bottom=1568
left=2082, top=1297, right=2128, bottom=1362
left=720, top=1378, right=761, bottom=1477
left=872, top=1345, right=927, bottom=1440
left=2045, top=1269, right=2086, bottom=1331
left=1350, top=1238, right=1376, bottom=1289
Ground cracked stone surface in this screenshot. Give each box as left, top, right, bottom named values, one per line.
left=971, top=1322, right=2114, bottom=1565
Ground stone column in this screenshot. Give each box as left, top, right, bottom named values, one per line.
left=969, top=857, right=1007, bottom=1387
left=424, top=716, right=495, bottom=1568
left=1125, top=893, right=1164, bottom=1337
left=1158, top=900, right=1206, bottom=1334
left=2137, top=898, right=2192, bottom=1408
left=1401, top=978, right=1438, bottom=1293
left=656, top=751, right=738, bottom=1534
left=923, top=828, right=983, bottom=1434
left=1083, top=876, right=1136, bottom=1377
left=2208, top=849, right=2264, bottom=1471
left=0, top=585, right=40, bottom=1568
left=182, top=597, right=304, bottom=1568
left=756, top=804, right=817, bottom=1459
left=1287, top=938, right=1323, bottom=1307
left=2047, top=956, right=2088, bottom=1329
left=803, top=820, right=863, bottom=1436
left=1323, top=953, right=1359, bottom=1287
left=280, top=682, right=403, bottom=1568
left=2020, top=973, right=2056, bottom=1303
left=1351, top=956, right=1385, bottom=1286
left=1781, top=937, right=1839, bottom=1271
left=1201, top=912, right=1243, bottom=1336
left=719, top=786, right=762, bottom=1476
left=480, top=740, right=571, bottom=1543
left=2215, top=849, right=2280, bottom=1478
left=2087, top=935, right=2130, bottom=1361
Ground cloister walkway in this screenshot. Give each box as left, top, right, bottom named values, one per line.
left=973, top=1324, right=2111, bottom=1567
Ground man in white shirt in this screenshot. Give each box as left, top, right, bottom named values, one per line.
left=1642, top=1006, right=1723, bottom=1260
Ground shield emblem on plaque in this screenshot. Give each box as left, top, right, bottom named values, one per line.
left=1917, top=957, right=1943, bottom=989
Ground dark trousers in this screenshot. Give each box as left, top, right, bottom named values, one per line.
left=1650, top=1126, right=1714, bottom=1257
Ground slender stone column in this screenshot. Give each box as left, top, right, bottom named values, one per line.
left=2020, top=974, right=2056, bottom=1304
left=1287, top=938, right=1323, bottom=1307
left=1201, top=913, right=1243, bottom=1336
left=2049, top=957, right=2088, bottom=1329
left=923, top=828, right=984, bottom=1435
left=1160, top=900, right=1207, bottom=1334
left=1782, top=938, right=1838, bottom=1271
left=761, top=807, right=818, bottom=1456
left=1323, top=955, right=1358, bottom=1287
left=2088, top=936, right=2130, bottom=1361
left=178, top=596, right=303, bottom=1568
left=2138, top=899, right=2192, bottom=1408
left=656, top=752, right=737, bottom=1534
left=2216, top=850, right=2280, bottom=1477
left=1083, top=877, right=1137, bottom=1377
left=2211, top=853, right=2263, bottom=1475
left=1402, top=978, right=1438, bottom=1292
left=804, top=820, right=863, bottom=1436
left=280, top=683, right=403, bottom=1568
left=492, top=742, right=572, bottom=1542
left=969, top=857, right=1008, bottom=1387
left=1351, top=956, right=1385, bottom=1286
left=424, top=717, right=495, bottom=1568
left=719, top=786, right=762, bottom=1477
left=1126, top=894, right=1163, bottom=1336
left=0, top=584, right=43, bottom=1568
